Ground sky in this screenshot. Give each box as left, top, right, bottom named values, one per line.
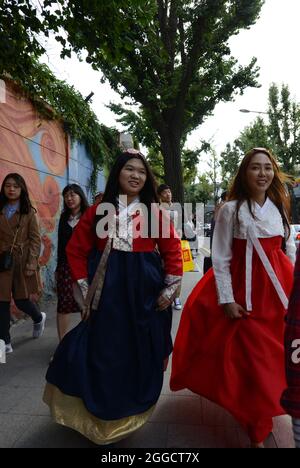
left=41, top=0, right=300, bottom=170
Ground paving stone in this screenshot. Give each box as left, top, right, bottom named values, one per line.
left=149, top=395, right=202, bottom=425
left=13, top=415, right=96, bottom=448
left=0, top=385, right=32, bottom=413
left=8, top=386, right=49, bottom=416
left=0, top=414, right=35, bottom=448
left=201, top=397, right=239, bottom=427
left=117, top=422, right=168, bottom=448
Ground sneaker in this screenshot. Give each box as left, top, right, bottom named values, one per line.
left=5, top=343, right=13, bottom=353
left=32, top=312, right=46, bottom=339
left=173, top=298, right=182, bottom=310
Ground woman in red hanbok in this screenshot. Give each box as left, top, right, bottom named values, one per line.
left=170, top=148, right=296, bottom=447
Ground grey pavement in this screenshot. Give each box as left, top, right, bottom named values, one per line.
left=0, top=255, right=295, bottom=448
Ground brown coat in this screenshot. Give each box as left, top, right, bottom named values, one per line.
left=0, top=208, right=41, bottom=301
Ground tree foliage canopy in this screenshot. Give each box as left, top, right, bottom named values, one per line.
left=0, top=0, right=122, bottom=193
left=41, top=0, right=264, bottom=202
left=184, top=174, right=213, bottom=206
left=268, top=83, right=300, bottom=174
left=48, top=0, right=263, bottom=130
left=0, top=0, right=265, bottom=201
left=0, top=0, right=45, bottom=75
left=220, top=83, right=300, bottom=190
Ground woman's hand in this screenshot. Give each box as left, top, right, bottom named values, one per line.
left=163, top=357, right=169, bottom=372
left=76, top=279, right=90, bottom=321
left=223, top=302, right=250, bottom=319
left=72, top=280, right=90, bottom=319
left=157, top=293, right=172, bottom=311
left=24, top=268, right=35, bottom=277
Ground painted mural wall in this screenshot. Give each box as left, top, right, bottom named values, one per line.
left=0, top=79, right=105, bottom=297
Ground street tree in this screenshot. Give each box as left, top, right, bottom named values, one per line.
left=238, top=116, right=270, bottom=153
left=268, top=83, right=300, bottom=174
left=221, top=83, right=300, bottom=181
left=0, top=0, right=45, bottom=76
left=0, top=0, right=123, bottom=192
left=205, top=148, right=221, bottom=203
left=146, top=148, right=165, bottom=182
left=184, top=174, right=213, bottom=206
left=219, top=116, right=269, bottom=189
left=111, top=103, right=210, bottom=190
left=43, top=0, right=264, bottom=203
left=219, top=143, right=241, bottom=190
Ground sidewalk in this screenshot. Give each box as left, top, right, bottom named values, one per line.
left=0, top=261, right=295, bottom=448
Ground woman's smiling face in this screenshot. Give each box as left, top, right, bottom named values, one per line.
left=118, top=158, right=147, bottom=197
left=246, top=152, right=274, bottom=198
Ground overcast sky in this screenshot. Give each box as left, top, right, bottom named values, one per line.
left=42, top=0, right=300, bottom=169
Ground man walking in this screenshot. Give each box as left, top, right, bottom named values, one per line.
left=157, top=184, right=182, bottom=310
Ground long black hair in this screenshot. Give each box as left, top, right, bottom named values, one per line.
left=101, top=151, right=159, bottom=209
left=0, top=173, right=35, bottom=214
left=97, top=151, right=159, bottom=235
left=61, top=184, right=89, bottom=221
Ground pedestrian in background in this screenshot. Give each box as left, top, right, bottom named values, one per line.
left=203, top=191, right=227, bottom=274
left=55, top=184, right=89, bottom=341
left=0, top=173, right=45, bottom=354
left=183, top=212, right=198, bottom=257
left=94, top=191, right=104, bottom=205
left=157, top=183, right=182, bottom=310
left=44, top=149, right=182, bottom=445
left=171, top=148, right=296, bottom=447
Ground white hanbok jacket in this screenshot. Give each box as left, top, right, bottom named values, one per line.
left=212, top=198, right=296, bottom=310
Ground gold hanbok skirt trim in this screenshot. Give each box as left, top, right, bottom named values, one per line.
left=43, top=383, right=155, bottom=445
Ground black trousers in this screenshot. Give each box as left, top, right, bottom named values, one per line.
left=203, top=256, right=212, bottom=274
left=0, top=299, right=42, bottom=344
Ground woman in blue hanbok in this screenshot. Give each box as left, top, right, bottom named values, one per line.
left=43, top=149, right=183, bottom=445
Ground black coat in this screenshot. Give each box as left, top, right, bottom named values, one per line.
left=56, top=215, right=74, bottom=267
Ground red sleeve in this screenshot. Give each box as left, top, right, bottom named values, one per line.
left=66, top=204, right=98, bottom=280
left=156, top=209, right=183, bottom=277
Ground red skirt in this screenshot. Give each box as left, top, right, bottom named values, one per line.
left=56, top=262, right=80, bottom=315
left=170, top=236, right=294, bottom=443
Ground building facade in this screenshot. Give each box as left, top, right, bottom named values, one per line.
left=0, top=79, right=105, bottom=297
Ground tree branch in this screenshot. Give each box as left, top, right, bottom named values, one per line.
left=157, top=0, right=178, bottom=77
left=157, top=0, right=168, bottom=46
left=178, top=17, right=186, bottom=66
left=167, top=0, right=179, bottom=71
left=173, top=13, right=206, bottom=131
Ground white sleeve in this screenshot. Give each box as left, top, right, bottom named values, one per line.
left=286, top=227, right=296, bottom=264
left=212, top=203, right=235, bottom=304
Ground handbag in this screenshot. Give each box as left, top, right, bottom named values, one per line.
left=0, top=251, right=14, bottom=272
left=0, top=220, right=21, bottom=272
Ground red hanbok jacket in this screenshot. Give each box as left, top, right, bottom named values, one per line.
left=66, top=203, right=183, bottom=281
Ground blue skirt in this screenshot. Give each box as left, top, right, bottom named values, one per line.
left=46, top=250, right=172, bottom=421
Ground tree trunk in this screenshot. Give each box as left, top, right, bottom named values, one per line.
left=160, top=131, right=184, bottom=204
